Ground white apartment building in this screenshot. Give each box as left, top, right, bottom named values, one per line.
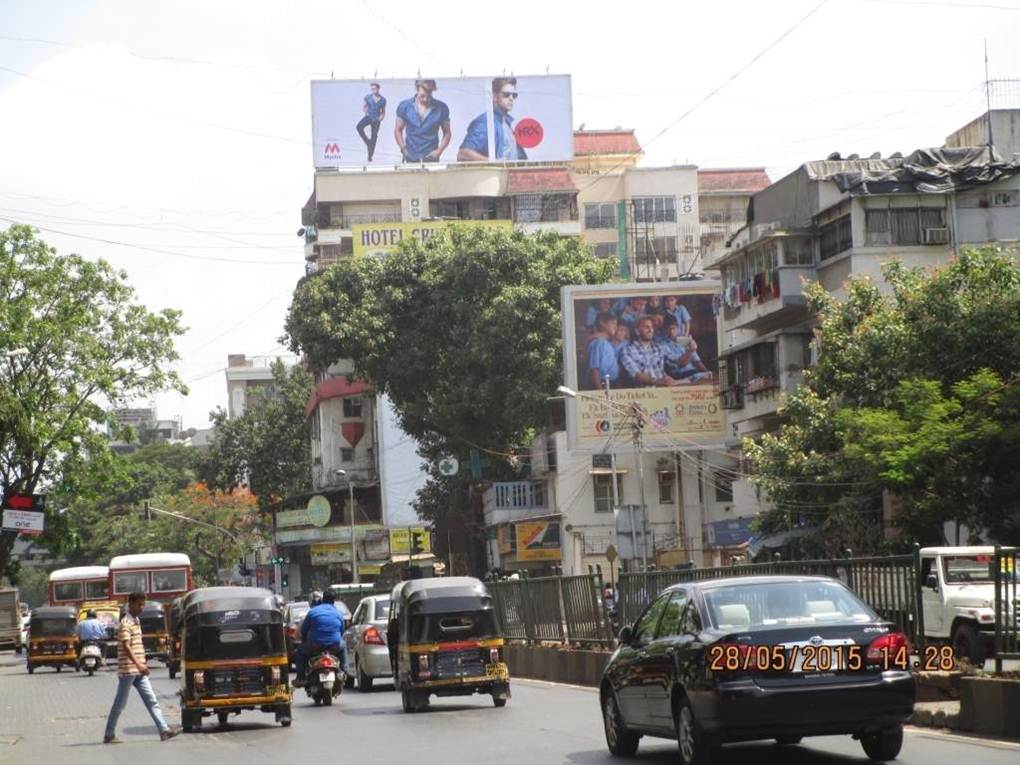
left=707, top=129, right=1020, bottom=538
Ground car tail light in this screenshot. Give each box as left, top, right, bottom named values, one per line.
left=193, top=670, right=205, bottom=691
left=286, top=626, right=296, bottom=638
left=363, top=626, right=385, bottom=645
left=418, top=654, right=430, bottom=679
left=489, top=648, right=500, bottom=663
left=866, top=632, right=910, bottom=663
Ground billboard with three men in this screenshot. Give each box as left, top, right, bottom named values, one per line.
left=562, top=283, right=725, bottom=453
left=311, top=75, right=572, bottom=167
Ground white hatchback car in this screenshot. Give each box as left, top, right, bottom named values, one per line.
left=344, top=595, right=392, bottom=692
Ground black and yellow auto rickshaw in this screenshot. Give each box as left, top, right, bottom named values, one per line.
left=179, top=587, right=292, bottom=731
left=26, top=606, right=79, bottom=674
left=388, top=577, right=510, bottom=713
left=138, top=601, right=170, bottom=666
left=167, top=596, right=183, bottom=679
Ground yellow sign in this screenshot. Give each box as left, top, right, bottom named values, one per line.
left=515, top=520, right=561, bottom=562
left=352, top=220, right=512, bottom=258
left=310, top=543, right=350, bottom=564
left=358, top=564, right=382, bottom=575
left=389, top=527, right=432, bottom=555
left=575, top=386, right=725, bottom=449
left=277, top=495, right=332, bottom=529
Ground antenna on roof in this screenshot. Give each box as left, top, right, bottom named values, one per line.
left=984, top=39, right=994, bottom=149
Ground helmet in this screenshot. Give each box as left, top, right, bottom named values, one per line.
left=86, top=610, right=97, bottom=619
left=309, top=590, right=323, bottom=606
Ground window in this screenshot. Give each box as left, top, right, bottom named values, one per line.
left=340, top=447, right=355, bottom=463
left=593, top=242, right=618, bottom=259
left=783, top=237, right=814, bottom=266
left=593, top=474, right=621, bottom=513
left=634, top=236, right=678, bottom=266
left=655, top=590, right=688, bottom=638
left=86, top=581, right=109, bottom=600
left=540, top=194, right=577, bottom=222
left=52, top=582, right=83, bottom=602
left=152, top=569, right=187, bottom=592
left=819, top=215, right=852, bottom=260
left=658, top=472, right=675, bottom=504
left=633, top=196, right=676, bottom=223
left=632, top=594, right=670, bottom=646
left=513, top=194, right=542, bottom=223
left=343, top=397, right=363, bottom=417
left=585, top=203, right=617, bottom=229
left=866, top=208, right=946, bottom=246
left=714, top=471, right=734, bottom=503
left=113, top=571, right=148, bottom=595
left=430, top=199, right=467, bottom=219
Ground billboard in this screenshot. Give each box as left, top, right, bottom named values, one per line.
left=311, top=75, right=572, bottom=167
left=562, top=282, right=725, bottom=452
left=515, top=520, right=561, bottom=561
left=352, top=220, right=511, bottom=258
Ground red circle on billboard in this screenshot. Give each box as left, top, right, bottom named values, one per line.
left=514, top=118, right=544, bottom=149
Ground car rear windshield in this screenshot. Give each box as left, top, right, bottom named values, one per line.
left=288, top=605, right=308, bottom=624
left=141, top=616, right=166, bottom=634
left=32, top=618, right=76, bottom=636
left=184, top=624, right=284, bottom=660
left=374, top=599, right=391, bottom=620
left=408, top=609, right=499, bottom=644
left=703, top=581, right=877, bottom=631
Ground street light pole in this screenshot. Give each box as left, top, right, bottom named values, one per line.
left=336, top=469, right=359, bottom=584
left=632, top=405, right=649, bottom=571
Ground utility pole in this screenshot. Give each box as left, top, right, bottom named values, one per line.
left=631, top=404, right=649, bottom=571
left=603, top=376, right=633, bottom=576
left=336, top=469, right=358, bottom=584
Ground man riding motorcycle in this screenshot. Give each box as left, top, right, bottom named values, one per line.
left=293, top=590, right=347, bottom=686
left=77, top=609, right=107, bottom=644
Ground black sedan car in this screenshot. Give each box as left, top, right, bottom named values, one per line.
left=600, top=576, right=914, bottom=764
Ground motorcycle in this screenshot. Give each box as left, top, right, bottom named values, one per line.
left=304, top=649, right=343, bottom=706
left=79, top=640, right=104, bottom=676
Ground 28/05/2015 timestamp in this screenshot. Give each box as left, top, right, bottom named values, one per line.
left=707, top=643, right=956, bottom=673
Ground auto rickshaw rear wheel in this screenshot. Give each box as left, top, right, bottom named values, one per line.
left=182, top=710, right=200, bottom=733
left=27, top=664, right=34, bottom=674
left=493, top=696, right=507, bottom=707
left=217, top=712, right=229, bottom=726
left=56, top=666, right=61, bottom=672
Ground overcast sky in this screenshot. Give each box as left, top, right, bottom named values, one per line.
left=1, top=0, right=1018, bottom=429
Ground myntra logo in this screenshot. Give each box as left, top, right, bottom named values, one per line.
left=324, top=143, right=341, bottom=157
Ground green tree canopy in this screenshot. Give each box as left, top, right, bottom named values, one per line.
left=199, top=360, right=313, bottom=509
left=0, top=225, right=186, bottom=581
left=746, top=248, right=1020, bottom=551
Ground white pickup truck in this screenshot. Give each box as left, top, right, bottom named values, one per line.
left=919, top=546, right=1016, bottom=665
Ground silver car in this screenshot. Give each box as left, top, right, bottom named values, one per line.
left=344, top=595, right=391, bottom=692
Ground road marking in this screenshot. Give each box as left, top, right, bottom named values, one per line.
left=514, top=677, right=598, bottom=693
left=907, top=727, right=1020, bottom=751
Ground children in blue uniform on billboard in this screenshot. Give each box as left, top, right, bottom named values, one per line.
left=577, top=292, right=715, bottom=390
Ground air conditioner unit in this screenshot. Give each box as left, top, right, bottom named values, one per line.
left=923, top=227, right=949, bottom=245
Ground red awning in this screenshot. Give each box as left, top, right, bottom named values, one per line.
left=305, top=376, right=373, bottom=416
left=573, top=130, right=642, bottom=156
left=506, top=168, right=577, bottom=194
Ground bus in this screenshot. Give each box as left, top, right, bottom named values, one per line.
left=108, top=553, right=193, bottom=606
left=48, top=566, right=110, bottom=608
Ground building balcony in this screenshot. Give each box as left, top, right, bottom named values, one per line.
left=721, top=386, right=744, bottom=410
left=482, top=481, right=547, bottom=526
left=721, top=266, right=814, bottom=332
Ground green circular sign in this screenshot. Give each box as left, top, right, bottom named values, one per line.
left=307, top=495, right=331, bottom=527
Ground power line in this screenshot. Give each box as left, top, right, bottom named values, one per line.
left=0, top=218, right=301, bottom=266
left=860, top=0, right=1020, bottom=9
left=0, top=64, right=310, bottom=146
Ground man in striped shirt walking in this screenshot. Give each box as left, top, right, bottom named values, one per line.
left=103, top=591, right=180, bottom=743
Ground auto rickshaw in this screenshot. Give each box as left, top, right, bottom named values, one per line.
left=179, top=587, right=292, bottom=731
left=138, top=601, right=170, bottom=665
left=388, top=577, right=510, bottom=713
left=167, top=596, right=183, bottom=679
left=26, top=606, right=79, bottom=674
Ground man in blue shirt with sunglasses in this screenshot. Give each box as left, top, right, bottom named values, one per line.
left=458, top=77, right=528, bottom=161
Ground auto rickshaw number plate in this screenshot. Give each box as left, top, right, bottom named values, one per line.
left=485, top=662, right=508, bottom=679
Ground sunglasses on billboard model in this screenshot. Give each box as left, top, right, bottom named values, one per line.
left=500, top=91, right=519, bottom=99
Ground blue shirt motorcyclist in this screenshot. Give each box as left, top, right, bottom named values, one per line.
left=77, top=611, right=107, bottom=642
left=294, top=590, right=347, bottom=684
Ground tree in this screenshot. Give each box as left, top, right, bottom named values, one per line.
left=746, top=248, right=1020, bottom=550
left=285, top=227, right=613, bottom=454
left=284, top=227, right=615, bottom=569
left=199, top=360, right=313, bottom=509
left=0, top=225, right=186, bottom=581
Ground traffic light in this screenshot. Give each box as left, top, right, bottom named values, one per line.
left=281, top=575, right=289, bottom=588
left=270, top=555, right=288, bottom=566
